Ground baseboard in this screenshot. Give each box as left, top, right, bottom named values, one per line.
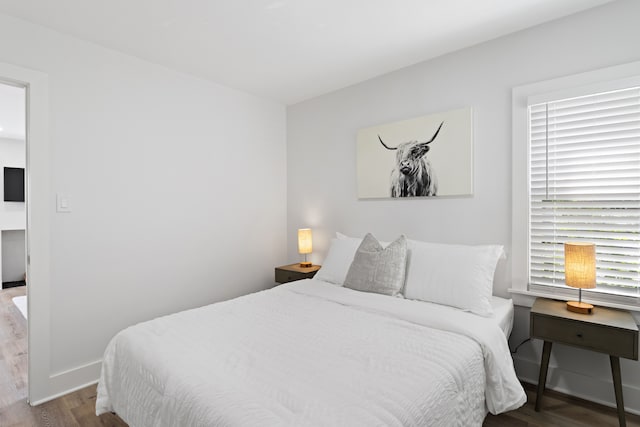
left=514, top=356, right=640, bottom=416
left=30, top=359, right=102, bottom=406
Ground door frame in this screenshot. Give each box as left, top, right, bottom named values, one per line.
left=0, top=61, right=50, bottom=405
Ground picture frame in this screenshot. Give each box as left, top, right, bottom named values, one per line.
left=356, top=107, right=473, bottom=199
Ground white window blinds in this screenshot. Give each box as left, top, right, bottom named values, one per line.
left=529, top=86, right=640, bottom=300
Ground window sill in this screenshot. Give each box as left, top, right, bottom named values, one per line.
left=508, top=288, right=640, bottom=323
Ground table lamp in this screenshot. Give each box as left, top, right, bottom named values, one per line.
left=298, top=228, right=313, bottom=268
left=564, top=242, right=596, bottom=314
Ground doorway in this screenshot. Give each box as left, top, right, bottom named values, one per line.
left=0, top=79, right=28, bottom=408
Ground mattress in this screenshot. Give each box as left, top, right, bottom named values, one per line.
left=401, top=295, right=514, bottom=338
left=491, top=296, right=515, bottom=338
left=97, top=279, right=525, bottom=426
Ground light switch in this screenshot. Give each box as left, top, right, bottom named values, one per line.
left=56, top=194, right=71, bottom=213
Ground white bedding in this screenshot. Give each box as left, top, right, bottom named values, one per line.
left=401, top=295, right=514, bottom=338
left=96, top=279, right=525, bottom=426
left=490, top=296, right=515, bottom=338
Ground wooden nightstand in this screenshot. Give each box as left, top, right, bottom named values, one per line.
left=274, top=264, right=321, bottom=284
left=530, top=298, right=639, bottom=427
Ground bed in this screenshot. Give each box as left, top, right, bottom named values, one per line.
left=96, top=235, right=525, bottom=426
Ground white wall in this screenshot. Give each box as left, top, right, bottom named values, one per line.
left=287, top=0, right=640, bottom=414
left=0, top=137, right=26, bottom=230
left=0, top=13, right=287, bottom=402
left=0, top=137, right=26, bottom=284
left=2, top=229, right=25, bottom=282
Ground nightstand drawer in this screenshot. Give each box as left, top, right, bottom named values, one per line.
left=275, top=269, right=306, bottom=283
left=274, top=264, right=321, bottom=284
left=531, top=315, right=637, bottom=359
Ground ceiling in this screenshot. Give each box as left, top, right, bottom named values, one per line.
left=0, top=82, right=25, bottom=140
left=0, top=0, right=614, bottom=104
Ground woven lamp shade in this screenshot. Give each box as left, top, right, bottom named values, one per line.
left=297, top=228, right=313, bottom=268
left=564, top=242, right=596, bottom=289
left=298, top=228, right=312, bottom=254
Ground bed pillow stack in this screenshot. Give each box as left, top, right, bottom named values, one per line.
left=314, top=233, right=504, bottom=317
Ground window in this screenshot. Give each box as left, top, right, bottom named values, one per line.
left=528, top=87, right=640, bottom=301
left=511, top=61, right=640, bottom=309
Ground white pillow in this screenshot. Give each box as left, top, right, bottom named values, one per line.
left=404, top=240, right=505, bottom=316
left=314, top=238, right=362, bottom=285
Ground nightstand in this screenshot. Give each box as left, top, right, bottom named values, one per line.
left=274, top=264, right=321, bottom=284
left=530, top=298, right=639, bottom=427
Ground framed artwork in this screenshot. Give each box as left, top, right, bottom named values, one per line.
left=357, top=107, right=473, bottom=199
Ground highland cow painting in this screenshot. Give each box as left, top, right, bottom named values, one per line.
left=356, top=107, right=473, bottom=199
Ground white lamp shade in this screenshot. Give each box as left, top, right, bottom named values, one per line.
left=298, top=228, right=312, bottom=255
left=564, top=242, right=596, bottom=289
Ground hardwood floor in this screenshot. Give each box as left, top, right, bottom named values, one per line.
left=0, top=286, right=123, bottom=426
left=485, top=383, right=640, bottom=427
left=1, top=285, right=638, bottom=426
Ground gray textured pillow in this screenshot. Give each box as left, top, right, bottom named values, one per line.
left=344, top=233, right=407, bottom=296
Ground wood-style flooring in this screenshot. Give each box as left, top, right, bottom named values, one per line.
left=0, top=286, right=122, bottom=426
left=1, top=286, right=639, bottom=426
left=485, top=383, right=640, bottom=427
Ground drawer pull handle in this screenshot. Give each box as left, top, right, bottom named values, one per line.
left=576, top=333, right=583, bottom=338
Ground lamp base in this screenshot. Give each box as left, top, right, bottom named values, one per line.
left=299, top=261, right=312, bottom=268
left=566, top=300, right=594, bottom=315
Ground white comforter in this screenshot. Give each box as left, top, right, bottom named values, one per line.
left=96, top=280, right=525, bottom=426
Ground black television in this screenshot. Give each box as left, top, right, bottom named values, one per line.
left=4, top=167, right=25, bottom=202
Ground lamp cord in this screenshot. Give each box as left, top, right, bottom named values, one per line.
left=510, top=338, right=531, bottom=355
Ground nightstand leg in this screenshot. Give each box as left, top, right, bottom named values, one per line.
left=610, top=355, right=626, bottom=427
left=535, top=340, right=552, bottom=412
